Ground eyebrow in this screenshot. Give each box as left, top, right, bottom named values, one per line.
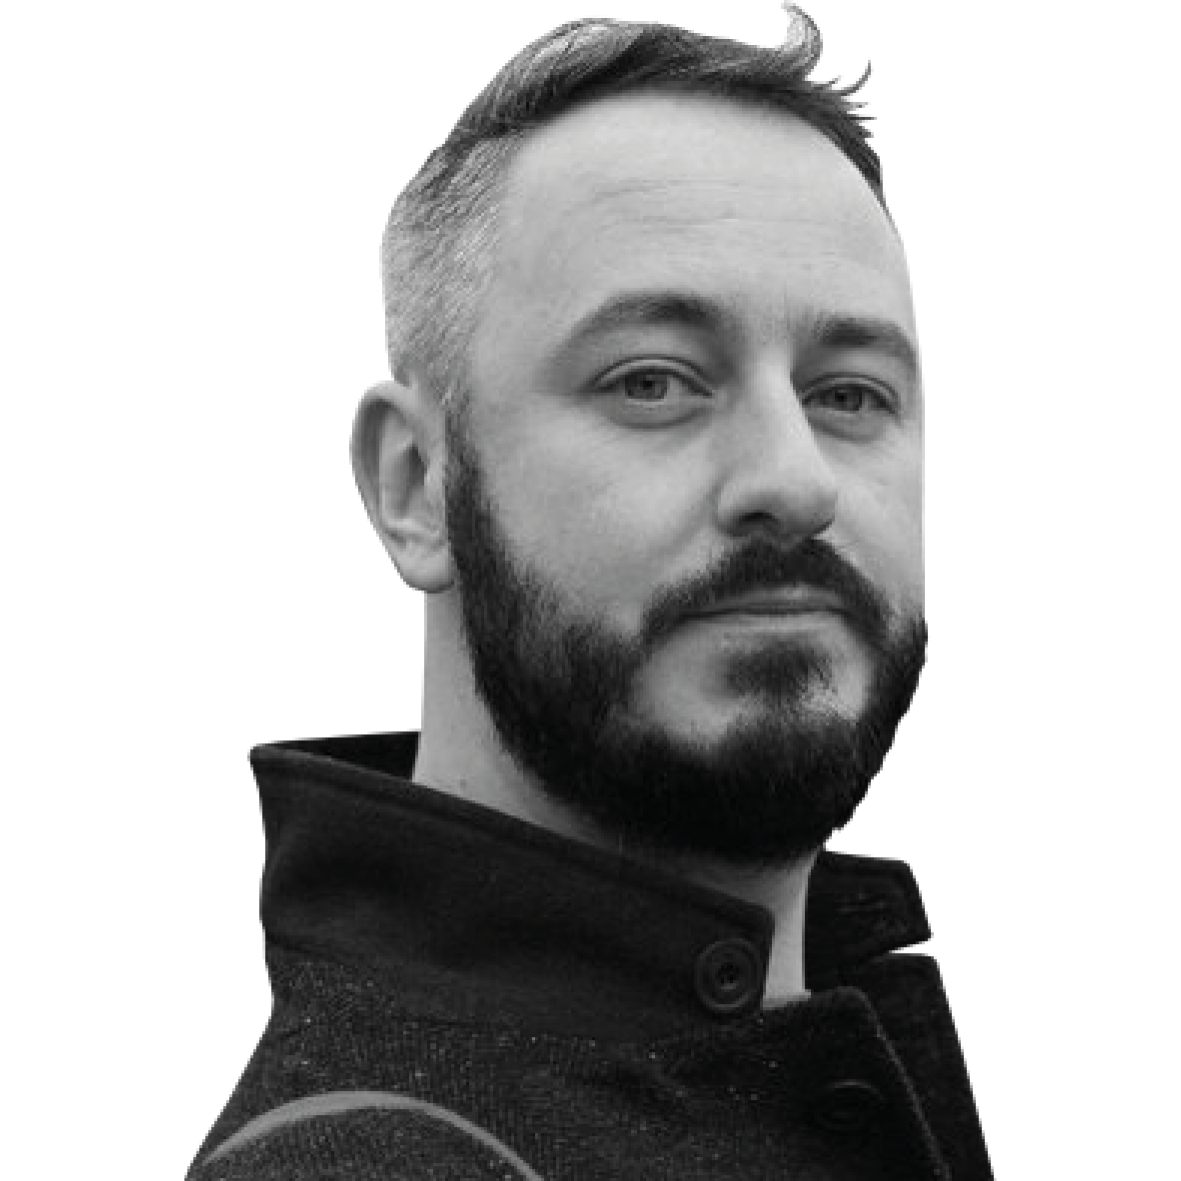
left=560, top=291, right=738, bottom=350
left=806, top=311, right=921, bottom=382
left=558, top=289, right=919, bottom=380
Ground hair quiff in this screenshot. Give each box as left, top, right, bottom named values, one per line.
left=381, top=11, right=881, bottom=407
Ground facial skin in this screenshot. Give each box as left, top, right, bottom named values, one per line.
left=445, top=403, right=925, bottom=861
left=433, top=90, right=926, bottom=864
left=358, top=88, right=926, bottom=873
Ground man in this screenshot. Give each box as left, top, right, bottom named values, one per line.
left=189, top=13, right=992, bottom=1179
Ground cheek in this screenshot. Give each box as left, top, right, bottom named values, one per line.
left=485, top=424, right=702, bottom=618
left=839, top=456, right=924, bottom=610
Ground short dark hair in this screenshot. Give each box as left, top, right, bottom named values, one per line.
left=382, top=11, right=879, bottom=406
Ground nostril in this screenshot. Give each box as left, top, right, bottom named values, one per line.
left=718, top=471, right=838, bottom=542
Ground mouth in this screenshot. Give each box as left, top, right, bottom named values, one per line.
left=688, top=589, right=846, bottom=620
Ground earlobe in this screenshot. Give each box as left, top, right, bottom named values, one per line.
left=350, top=378, right=455, bottom=593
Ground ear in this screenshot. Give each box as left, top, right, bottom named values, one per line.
left=350, top=375, right=454, bottom=593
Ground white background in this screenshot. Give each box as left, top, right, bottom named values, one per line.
left=3, top=1, right=1177, bottom=1176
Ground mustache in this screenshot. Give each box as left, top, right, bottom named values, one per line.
left=641, top=538, right=893, bottom=650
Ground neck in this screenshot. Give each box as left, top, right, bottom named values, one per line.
left=657, top=848, right=816, bottom=1004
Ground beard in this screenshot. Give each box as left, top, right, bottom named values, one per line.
left=443, top=405, right=926, bottom=865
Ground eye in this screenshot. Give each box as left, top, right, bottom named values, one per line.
left=600, top=366, right=706, bottom=404
left=802, top=378, right=899, bottom=440
left=804, top=381, right=882, bottom=414
left=623, top=371, right=674, bottom=402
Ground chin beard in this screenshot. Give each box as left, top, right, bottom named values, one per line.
left=443, top=403, right=926, bottom=865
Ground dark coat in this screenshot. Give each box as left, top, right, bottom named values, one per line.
left=188, top=733, right=992, bottom=1179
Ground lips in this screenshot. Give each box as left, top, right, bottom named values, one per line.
left=689, top=589, right=845, bottom=618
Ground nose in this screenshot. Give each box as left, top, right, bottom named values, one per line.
left=714, top=379, right=839, bottom=541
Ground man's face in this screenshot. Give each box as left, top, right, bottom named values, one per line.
left=445, top=92, right=924, bottom=863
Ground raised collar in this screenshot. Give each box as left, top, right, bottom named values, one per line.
left=252, top=732, right=931, bottom=1039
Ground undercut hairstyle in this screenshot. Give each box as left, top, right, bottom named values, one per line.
left=381, top=11, right=882, bottom=411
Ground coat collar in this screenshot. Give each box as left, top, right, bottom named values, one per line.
left=252, top=732, right=931, bottom=1037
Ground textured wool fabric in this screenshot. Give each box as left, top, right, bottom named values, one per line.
left=187, top=733, right=992, bottom=1179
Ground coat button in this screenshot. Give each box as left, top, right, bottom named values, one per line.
left=694, top=938, right=762, bottom=1015
left=808, top=1079, right=886, bottom=1133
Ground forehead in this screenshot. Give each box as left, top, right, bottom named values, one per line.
left=474, top=90, right=914, bottom=372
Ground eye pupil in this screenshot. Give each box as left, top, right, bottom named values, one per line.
left=622, top=372, right=670, bottom=401
left=818, top=384, right=867, bottom=412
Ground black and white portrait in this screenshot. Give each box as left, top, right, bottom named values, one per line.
left=4, top=2, right=1175, bottom=1177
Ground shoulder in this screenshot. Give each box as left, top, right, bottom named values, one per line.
left=188, top=1090, right=544, bottom=1181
